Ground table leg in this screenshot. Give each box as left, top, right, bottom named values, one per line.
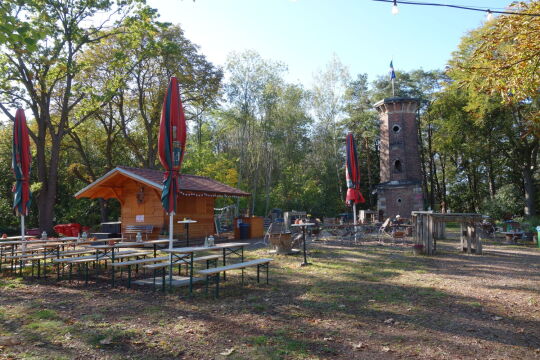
left=215, top=273, right=220, bottom=298
left=111, top=250, right=116, bottom=287
left=186, top=224, right=190, bottom=247
left=169, top=255, right=173, bottom=290
left=189, top=253, right=194, bottom=295
left=10, top=245, right=15, bottom=273
left=162, top=268, right=166, bottom=292
left=301, top=226, right=310, bottom=266
left=56, top=247, right=60, bottom=280
left=222, top=248, right=227, bottom=281
left=43, top=251, right=47, bottom=278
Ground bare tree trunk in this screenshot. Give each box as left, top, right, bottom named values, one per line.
left=439, top=154, right=447, bottom=213
left=264, top=149, right=274, bottom=217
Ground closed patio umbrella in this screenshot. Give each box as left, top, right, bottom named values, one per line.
left=345, top=133, right=365, bottom=243
left=158, top=77, right=187, bottom=253
left=12, top=108, right=32, bottom=251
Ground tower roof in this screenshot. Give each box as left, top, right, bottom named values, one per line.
left=373, top=97, right=420, bottom=109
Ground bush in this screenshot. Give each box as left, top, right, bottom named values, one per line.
left=481, top=184, right=524, bottom=220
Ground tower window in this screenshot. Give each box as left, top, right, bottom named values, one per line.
left=392, top=124, right=401, bottom=133
left=394, top=160, right=402, bottom=173
left=397, top=198, right=402, bottom=203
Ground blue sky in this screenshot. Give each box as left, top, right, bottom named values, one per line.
left=148, top=0, right=512, bottom=86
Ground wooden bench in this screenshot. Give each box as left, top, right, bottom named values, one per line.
left=113, top=251, right=152, bottom=260
left=124, top=225, right=154, bottom=241
left=197, top=258, right=273, bottom=298
left=144, top=254, right=221, bottom=291
left=143, top=254, right=221, bottom=270
left=52, top=250, right=137, bottom=264
left=111, top=256, right=171, bottom=287
left=53, top=250, right=142, bottom=284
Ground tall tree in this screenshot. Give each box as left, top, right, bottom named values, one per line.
left=449, top=21, right=539, bottom=216
left=0, top=0, right=141, bottom=232
left=312, top=55, right=351, bottom=201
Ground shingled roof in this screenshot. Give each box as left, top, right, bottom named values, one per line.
left=74, top=166, right=250, bottom=199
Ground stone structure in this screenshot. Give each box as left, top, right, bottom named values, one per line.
left=374, top=97, right=424, bottom=219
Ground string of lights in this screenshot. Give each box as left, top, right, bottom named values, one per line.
left=178, top=190, right=245, bottom=198
left=373, top=0, right=540, bottom=18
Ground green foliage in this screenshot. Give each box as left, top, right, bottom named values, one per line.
left=0, top=3, right=536, bottom=228
left=481, top=184, right=525, bottom=220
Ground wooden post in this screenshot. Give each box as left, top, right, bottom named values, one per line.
left=427, top=215, right=434, bottom=255
left=460, top=223, right=465, bottom=252
left=474, top=223, right=482, bottom=255
left=439, top=222, right=446, bottom=239
left=466, top=222, right=473, bottom=254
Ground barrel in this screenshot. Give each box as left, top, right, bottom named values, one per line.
left=239, top=223, right=250, bottom=239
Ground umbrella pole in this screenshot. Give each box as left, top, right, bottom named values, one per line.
left=21, top=215, right=27, bottom=254
left=169, top=212, right=174, bottom=289
left=353, top=203, right=358, bottom=244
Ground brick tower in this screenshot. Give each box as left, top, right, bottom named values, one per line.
left=374, top=97, right=424, bottom=219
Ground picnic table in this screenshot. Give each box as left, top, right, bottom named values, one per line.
left=177, top=219, right=197, bottom=246
left=84, top=241, right=148, bottom=285
left=144, top=239, right=174, bottom=257
left=500, top=231, right=524, bottom=243
left=291, top=223, right=314, bottom=266
left=162, top=242, right=249, bottom=294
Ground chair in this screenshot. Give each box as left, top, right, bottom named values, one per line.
left=377, top=218, right=392, bottom=242
left=266, top=222, right=296, bottom=254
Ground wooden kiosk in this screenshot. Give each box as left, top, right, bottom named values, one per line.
left=412, top=211, right=483, bottom=255
left=75, top=166, right=250, bottom=240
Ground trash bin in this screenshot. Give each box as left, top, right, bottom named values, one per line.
left=239, top=223, right=250, bottom=239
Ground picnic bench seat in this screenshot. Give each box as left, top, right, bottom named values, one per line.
left=143, top=254, right=221, bottom=291
left=113, top=251, right=152, bottom=260
left=197, top=258, right=273, bottom=297
left=52, top=250, right=137, bottom=264
left=111, top=256, right=170, bottom=288
left=143, top=254, right=221, bottom=270
left=111, top=256, right=169, bottom=267
left=7, top=249, right=96, bottom=261
left=4, top=247, right=49, bottom=257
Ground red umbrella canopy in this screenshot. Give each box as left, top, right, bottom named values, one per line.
left=12, top=108, right=32, bottom=216
left=345, top=133, right=365, bottom=205
left=158, top=77, right=187, bottom=214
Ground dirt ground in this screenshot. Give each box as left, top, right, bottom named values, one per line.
left=0, top=232, right=539, bottom=359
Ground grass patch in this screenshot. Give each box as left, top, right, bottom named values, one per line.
left=73, top=323, right=137, bottom=348
left=0, top=278, right=26, bottom=289
left=31, top=309, right=60, bottom=320
left=246, top=335, right=269, bottom=346
left=468, top=301, right=482, bottom=308
left=23, top=320, right=67, bottom=342
left=81, top=313, right=104, bottom=322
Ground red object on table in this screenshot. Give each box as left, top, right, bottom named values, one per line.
left=54, top=223, right=82, bottom=237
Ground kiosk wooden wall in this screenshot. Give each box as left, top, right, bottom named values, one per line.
left=119, top=179, right=215, bottom=239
